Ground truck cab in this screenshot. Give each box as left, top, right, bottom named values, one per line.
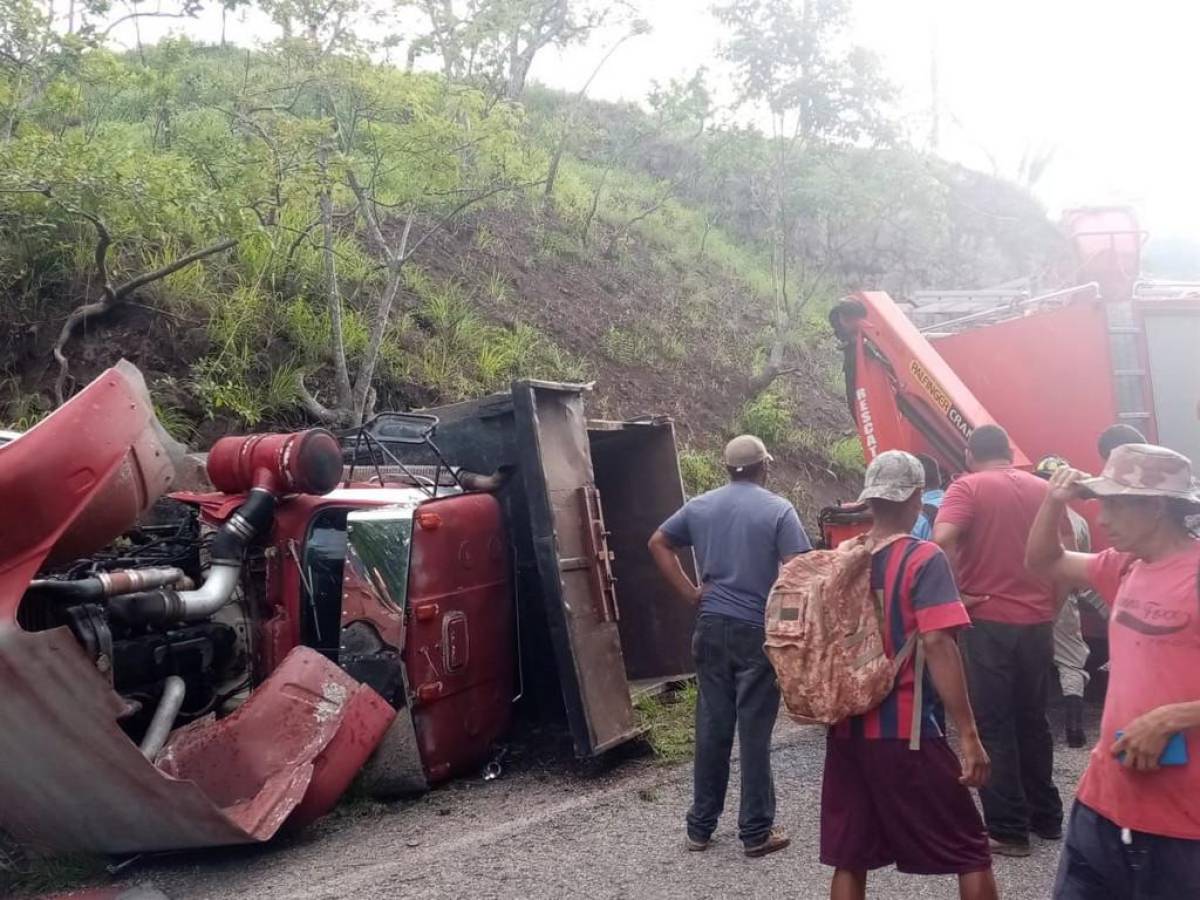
left=263, top=486, right=514, bottom=790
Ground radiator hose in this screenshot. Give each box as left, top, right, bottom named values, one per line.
left=109, top=489, right=277, bottom=626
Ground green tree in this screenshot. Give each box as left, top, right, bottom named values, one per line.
left=279, top=57, right=541, bottom=425
left=541, top=15, right=648, bottom=200
left=261, top=0, right=377, bottom=54
left=0, top=0, right=88, bottom=139
left=713, top=0, right=894, bottom=395
left=403, top=0, right=628, bottom=99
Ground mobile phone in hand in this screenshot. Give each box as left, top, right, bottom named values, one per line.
left=1115, top=730, right=1188, bottom=766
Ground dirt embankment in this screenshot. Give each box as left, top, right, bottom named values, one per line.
left=2, top=206, right=858, bottom=525
left=400, top=208, right=860, bottom=519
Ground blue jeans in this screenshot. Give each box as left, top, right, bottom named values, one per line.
left=686, top=614, right=780, bottom=848
left=1055, top=801, right=1200, bottom=899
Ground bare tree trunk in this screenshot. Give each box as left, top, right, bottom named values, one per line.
left=744, top=358, right=801, bottom=400
left=134, top=13, right=145, bottom=65
left=698, top=211, right=719, bottom=258
left=580, top=164, right=615, bottom=245
left=317, top=141, right=353, bottom=415
left=506, top=32, right=523, bottom=99
left=296, top=164, right=534, bottom=426
left=350, top=202, right=414, bottom=425
left=544, top=27, right=644, bottom=199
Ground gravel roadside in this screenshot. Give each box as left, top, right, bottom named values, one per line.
left=125, top=708, right=1095, bottom=900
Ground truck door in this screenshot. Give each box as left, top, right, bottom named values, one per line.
left=340, top=505, right=428, bottom=796
left=512, top=383, right=640, bottom=756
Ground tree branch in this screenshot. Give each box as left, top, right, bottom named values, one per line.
left=295, top=371, right=343, bottom=424
left=746, top=364, right=803, bottom=399
left=52, top=232, right=235, bottom=406
left=346, top=171, right=412, bottom=422
left=101, top=10, right=197, bottom=38
left=403, top=179, right=542, bottom=265
left=112, top=237, right=236, bottom=300
left=21, top=184, right=235, bottom=404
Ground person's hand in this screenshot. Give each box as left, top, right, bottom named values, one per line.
left=961, top=592, right=989, bottom=609
left=958, top=732, right=991, bottom=788
left=1112, top=706, right=1176, bottom=771
left=1048, top=466, right=1089, bottom=504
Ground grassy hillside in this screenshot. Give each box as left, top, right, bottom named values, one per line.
left=0, top=41, right=1062, bottom=523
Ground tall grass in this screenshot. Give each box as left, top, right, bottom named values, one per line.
left=678, top=449, right=725, bottom=497
left=736, top=391, right=795, bottom=449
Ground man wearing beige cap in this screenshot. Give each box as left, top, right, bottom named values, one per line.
left=823, top=450, right=995, bottom=900
left=649, top=434, right=810, bottom=858
left=1027, top=443, right=1200, bottom=898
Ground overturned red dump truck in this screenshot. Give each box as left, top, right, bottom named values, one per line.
left=0, top=367, right=696, bottom=855
left=828, top=206, right=1200, bottom=542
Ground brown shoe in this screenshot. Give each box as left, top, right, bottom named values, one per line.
left=989, top=836, right=1032, bottom=858
left=686, top=834, right=711, bottom=852
left=744, top=828, right=790, bottom=858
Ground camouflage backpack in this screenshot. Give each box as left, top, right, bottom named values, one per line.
left=764, top=533, right=927, bottom=749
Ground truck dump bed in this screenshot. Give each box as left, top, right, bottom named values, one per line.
left=385, top=381, right=697, bottom=758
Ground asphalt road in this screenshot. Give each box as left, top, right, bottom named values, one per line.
left=125, top=707, right=1095, bottom=900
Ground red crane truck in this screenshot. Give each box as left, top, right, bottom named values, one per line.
left=822, top=205, right=1200, bottom=658
left=826, top=205, right=1200, bottom=543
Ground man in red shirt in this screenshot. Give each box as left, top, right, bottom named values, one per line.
left=1027, top=443, right=1200, bottom=898
left=933, top=425, right=1063, bottom=856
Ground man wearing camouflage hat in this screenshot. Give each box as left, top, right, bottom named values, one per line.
left=649, top=434, right=811, bottom=858
left=1027, top=443, right=1200, bottom=898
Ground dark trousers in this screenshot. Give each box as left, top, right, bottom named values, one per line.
left=1055, top=801, right=1200, bottom=899
left=962, top=618, right=1063, bottom=842
left=686, top=614, right=781, bottom=848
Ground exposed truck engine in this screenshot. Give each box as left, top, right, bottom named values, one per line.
left=18, top=429, right=345, bottom=747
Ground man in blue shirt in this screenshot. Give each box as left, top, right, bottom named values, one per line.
left=648, top=434, right=811, bottom=859
left=912, top=453, right=945, bottom=540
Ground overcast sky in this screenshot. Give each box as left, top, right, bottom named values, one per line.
left=125, top=0, right=1200, bottom=240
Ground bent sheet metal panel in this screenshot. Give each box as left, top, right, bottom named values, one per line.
left=0, top=360, right=177, bottom=623
left=0, top=631, right=393, bottom=853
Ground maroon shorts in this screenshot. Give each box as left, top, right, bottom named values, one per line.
left=820, top=735, right=992, bottom=875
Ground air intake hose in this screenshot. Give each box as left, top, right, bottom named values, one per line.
left=28, top=567, right=187, bottom=602
left=109, top=489, right=277, bottom=626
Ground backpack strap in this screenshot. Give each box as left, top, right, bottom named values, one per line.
left=865, top=531, right=911, bottom=554
left=879, top=538, right=928, bottom=751
left=908, top=641, right=927, bottom=751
